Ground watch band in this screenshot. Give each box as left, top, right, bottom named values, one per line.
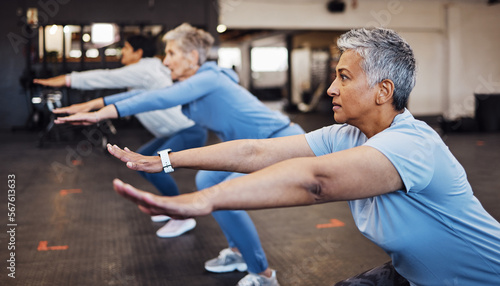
left=157, top=149, right=174, bottom=173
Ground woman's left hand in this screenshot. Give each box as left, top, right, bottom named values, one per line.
left=112, top=178, right=213, bottom=218
left=54, top=112, right=100, bottom=125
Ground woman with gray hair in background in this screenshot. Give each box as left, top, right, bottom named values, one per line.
left=55, top=23, right=305, bottom=286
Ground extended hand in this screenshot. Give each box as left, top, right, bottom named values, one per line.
left=107, top=144, right=163, bottom=173
left=54, top=112, right=100, bottom=125
left=53, top=102, right=92, bottom=115
left=33, top=75, right=66, bottom=87
left=112, top=179, right=213, bottom=218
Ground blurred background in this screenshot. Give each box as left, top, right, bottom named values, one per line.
left=1, top=0, right=499, bottom=133
left=1, top=2, right=499, bottom=285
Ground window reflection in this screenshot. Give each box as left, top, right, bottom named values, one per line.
left=37, top=24, right=164, bottom=63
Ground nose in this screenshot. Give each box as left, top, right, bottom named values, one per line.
left=326, top=77, right=340, bottom=98
left=163, top=55, right=170, bottom=67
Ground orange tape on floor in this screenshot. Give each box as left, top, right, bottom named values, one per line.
left=59, top=189, right=82, bottom=196
left=316, top=218, right=345, bottom=229
left=37, top=241, right=69, bottom=251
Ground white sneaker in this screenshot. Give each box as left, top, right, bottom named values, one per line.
left=156, top=218, right=196, bottom=238
left=151, top=215, right=171, bottom=222
left=237, top=270, right=279, bottom=286
left=205, top=248, right=248, bottom=273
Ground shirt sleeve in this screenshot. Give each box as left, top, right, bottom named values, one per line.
left=305, top=126, right=336, bottom=156
left=305, top=124, right=367, bottom=156
left=113, top=69, right=220, bottom=117
left=364, top=128, right=435, bottom=193
left=70, top=64, right=148, bottom=90
left=103, top=90, right=145, bottom=105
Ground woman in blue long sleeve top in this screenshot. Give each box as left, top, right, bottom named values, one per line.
left=55, top=23, right=303, bottom=286
left=106, top=61, right=292, bottom=142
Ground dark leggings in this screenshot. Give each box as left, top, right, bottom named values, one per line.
left=334, top=261, right=410, bottom=286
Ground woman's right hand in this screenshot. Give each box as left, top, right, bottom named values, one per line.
left=107, top=144, right=164, bottom=173
left=53, top=98, right=104, bottom=115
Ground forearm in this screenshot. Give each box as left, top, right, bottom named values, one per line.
left=199, top=157, right=324, bottom=211
left=171, top=135, right=312, bottom=174
left=96, top=104, right=119, bottom=120
left=87, top=98, right=105, bottom=110
left=171, top=139, right=265, bottom=173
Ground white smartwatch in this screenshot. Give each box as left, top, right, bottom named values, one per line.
left=157, top=149, right=174, bottom=173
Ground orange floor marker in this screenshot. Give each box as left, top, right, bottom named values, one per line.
left=60, top=189, right=82, bottom=196
left=37, top=241, right=69, bottom=251
left=316, top=218, right=345, bottom=229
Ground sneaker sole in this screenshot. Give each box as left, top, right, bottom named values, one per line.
left=151, top=215, right=171, bottom=222
left=156, top=221, right=196, bottom=238
left=205, top=263, right=248, bottom=273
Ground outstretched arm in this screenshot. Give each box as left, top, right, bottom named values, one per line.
left=107, top=134, right=315, bottom=174
left=113, top=145, right=404, bottom=217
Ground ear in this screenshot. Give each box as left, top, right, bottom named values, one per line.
left=188, top=49, right=200, bottom=66
left=375, top=79, right=395, bottom=105
left=132, top=48, right=144, bottom=61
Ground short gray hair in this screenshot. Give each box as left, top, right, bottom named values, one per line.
left=163, top=23, right=215, bottom=65
left=337, top=28, right=416, bottom=111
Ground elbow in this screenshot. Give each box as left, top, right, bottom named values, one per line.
left=238, top=139, right=261, bottom=163
left=304, top=172, right=340, bottom=204
left=304, top=178, right=329, bottom=203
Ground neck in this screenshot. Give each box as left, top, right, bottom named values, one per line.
left=178, top=66, right=199, bottom=81
left=123, top=58, right=142, bottom=66
left=356, top=108, right=403, bottom=138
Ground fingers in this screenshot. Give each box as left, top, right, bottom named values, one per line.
left=107, top=144, right=131, bottom=162
left=126, top=161, right=139, bottom=170
left=53, top=116, right=86, bottom=125
left=54, top=117, right=74, bottom=124
left=53, top=108, right=70, bottom=114
left=33, top=79, right=50, bottom=86
left=53, top=113, right=95, bottom=125
left=107, top=144, right=143, bottom=170
left=107, top=144, right=162, bottom=173
left=113, top=179, right=164, bottom=215
left=113, top=178, right=146, bottom=204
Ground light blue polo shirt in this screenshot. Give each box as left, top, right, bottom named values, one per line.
left=305, top=109, right=500, bottom=285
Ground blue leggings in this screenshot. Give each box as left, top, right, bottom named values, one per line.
left=137, top=124, right=207, bottom=196
left=195, top=123, right=305, bottom=274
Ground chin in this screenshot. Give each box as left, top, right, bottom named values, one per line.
left=333, top=114, right=346, bottom=124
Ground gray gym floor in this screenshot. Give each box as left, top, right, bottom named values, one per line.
left=1, top=105, right=499, bottom=285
